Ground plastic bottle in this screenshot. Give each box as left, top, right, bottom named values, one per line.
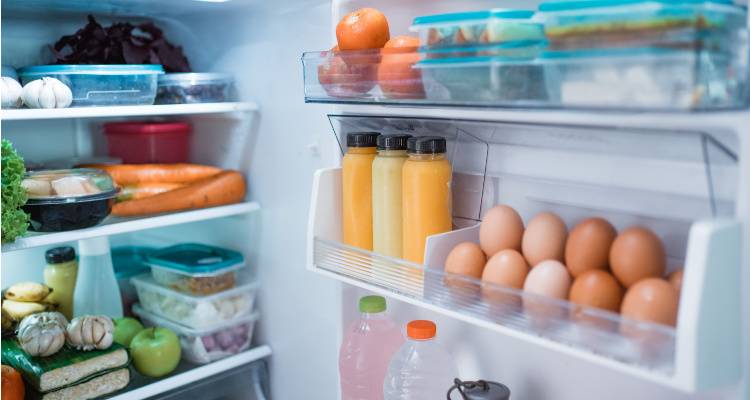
left=73, top=237, right=123, bottom=317
left=340, top=295, right=404, bottom=400
left=402, top=137, right=452, bottom=263
left=372, top=134, right=410, bottom=258
left=43, top=246, right=78, bottom=320
left=383, top=320, right=458, bottom=399
left=342, top=132, right=380, bottom=251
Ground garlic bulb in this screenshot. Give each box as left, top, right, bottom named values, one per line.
left=1, top=77, right=23, bottom=109
left=66, top=315, right=114, bottom=351
left=17, top=312, right=68, bottom=357
left=22, top=77, right=72, bottom=109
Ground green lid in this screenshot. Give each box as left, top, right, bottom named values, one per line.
left=359, top=295, right=387, bottom=313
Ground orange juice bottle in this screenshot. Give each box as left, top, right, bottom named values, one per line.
left=402, top=137, right=452, bottom=264
left=342, top=132, right=380, bottom=250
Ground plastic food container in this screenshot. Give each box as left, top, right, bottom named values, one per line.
left=155, top=73, right=235, bottom=104
left=21, top=169, right=118, bottom=232
left=104, top=121, right=191, bottom=164
left=146, top=243, right=245, bottom=295
left=18, top=65, right=164, bottom=107
left=133, top=304, right=258, bottom=364
left=113, top=246, right=154, bottom=317
left=131, top=274, right=258, bottom=329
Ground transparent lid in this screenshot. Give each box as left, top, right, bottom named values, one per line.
left=412, top=9, right=536, bottom=26
left=23, top=168, right=117, bottom=204
left=113, top=246, right=154, bottom=280
left=132, top=303, right=259, bottom=336
left=158, top=73, right=234, bottom=85
left=539, top=0, right=736, bottom=12
left=146, top=243, right=245, bottom=277
left=19, top=64, right=164, bottom=76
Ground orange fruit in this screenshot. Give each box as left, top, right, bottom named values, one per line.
left=378, top=36, right=424, bottom=99
left=1, top=365, right=24, bottom=400
left=318, top=46, right=377, bottom=98
left=336, top=8, right=390, bottom=51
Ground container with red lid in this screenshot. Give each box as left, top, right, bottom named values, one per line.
left=104, top=121, right=191, bottom=164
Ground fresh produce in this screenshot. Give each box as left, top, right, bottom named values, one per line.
left=66, top=316, right=115, bottom=351
left=2, top=300, right=48, bottom=322
left=336, top=8, right=390, bottom=50
left=1, top=365, right=24, bottom=400
left=378, top=36, right=425, bottom=99
left=112, top=317, right=144, bottom=347
left=112, top=170, right=246, bottom=216
left=1, top=77, right=23, bottom=108
left=318, top=46, right=378, bottom=98
left=1, top=139, right=28, bottom=243
left=17, top=312, right=68, bottom=357
left=84, top=163, right=222, bottom=186
left=21, top=77, right=73, bottom=109
left=621, top=278, right=679, bottom=326
left=5, top=282, right=52, bottom=302
left=610, top=226, right=666, bottom=288
left=129, top=327, right=181, bottom=377
left=117, top=182, right=185, bottom=202
left=53, top=15, right=190, bottom=72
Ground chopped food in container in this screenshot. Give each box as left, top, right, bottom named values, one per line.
left=21, top=168, right=118, bottom=232
left=112, top=246, right=154, bottom=317
left=146, top=243, right=245, bottom=295
left=18, top=64, right=164, bottom=107
left=131, top=273, right=258, bottom=329
left=155, top=73, right=235, bottom=104
left=133, top=303, right=258, bottom=364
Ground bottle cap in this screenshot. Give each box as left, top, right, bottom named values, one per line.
left=45, top=246, right=76, bottom=264
left=407, top=320, right=436, bottom=340
left=346, top=132, right=380, bottom=148
left=407, top=136, right=447, bottom=154
left=377, top=134, right=411, bottom=151
left=359, top=295, right=386, bottom=313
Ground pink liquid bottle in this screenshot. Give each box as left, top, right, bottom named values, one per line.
left=339, top=295, right=404, bottom=400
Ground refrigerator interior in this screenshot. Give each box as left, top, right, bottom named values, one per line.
left=1, top=0, right=749, bottom=399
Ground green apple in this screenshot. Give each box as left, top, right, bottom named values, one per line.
left=113, top=317, right=144, bottom=347
left=129, top=327, right=181, bottom=378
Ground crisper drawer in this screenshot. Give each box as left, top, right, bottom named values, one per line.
left=147, top=360, right=269, bottom=400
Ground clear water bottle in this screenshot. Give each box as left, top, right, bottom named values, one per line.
left=73, top=237, right=123, bottom=317
left=339, top=295, right=404, bottom=400
left=383, top=320, right=458, bottom=400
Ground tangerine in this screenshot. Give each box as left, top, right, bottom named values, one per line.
left=318, top=46, right=377, bottom=98
left=336, top=8, right=390, bottom=51
left=377, top=36, right=424, bottom=99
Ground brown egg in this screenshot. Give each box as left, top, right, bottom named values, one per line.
left=565, top=217, right=617, bottom=277
left=481, top=249, right=528, bottom=306
left=522, top=212, right=567, bottom=267
left=444, top=242, right=486, bottom=280
left=569, top=270, right=623, bottom=312
left=479, top=205, right=524, bottom=257
left=621, top=278, right=679, bottom=326
left=609, top=226, right=666, bottom=288
left=523, top=260, right=571, bottom=299
left=668, top=268, right=684, bottom=295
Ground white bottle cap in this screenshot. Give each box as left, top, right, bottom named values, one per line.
left=77, top=237, right=110, bottom=256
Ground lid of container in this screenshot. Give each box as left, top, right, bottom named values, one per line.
left=407, top=320, right=436, bottom=339
left=158, top=72, right=234, bottom=84
left=146, top=243, right=245, bottom=276
left=539, top=46, right=693, bottom=59
left=539, top=0, right=733, bottom=12
left=447, top=379, right=511, bottom=400
left=19, top=64, right=164, bottom=76
left=131, top=273, right=259, bottom=300
left=359, top=295, right=387, bottom=313
left=104, top=121, right=192, bottom=136
left=23, top=168, right=118, bottom=204
left=407, top=136, right=447, bottom=154
left=132, top=303, right=260, bottom=336
left=346, top=132, right=380, bottom=148
left=413, top=10, right=492, bottom=26
left=46, top=246, right=76, bottom=264
left=377, top=134, right=411, bottom=151
left=112, top=246, right=154, bottom=279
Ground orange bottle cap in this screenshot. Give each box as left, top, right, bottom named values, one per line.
left=407, top=320, right=436, bottom=340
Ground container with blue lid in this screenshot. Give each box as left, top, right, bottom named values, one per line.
left=146, top=243, right=245, bottom=295
left=113, top=246, right=154, bottom=317
left=18, top=64, right=164, bottom=107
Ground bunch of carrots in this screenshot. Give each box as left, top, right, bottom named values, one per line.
left=82, top=164, right=246, bottom=217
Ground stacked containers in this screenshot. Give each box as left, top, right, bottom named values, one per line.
left=130, top=243, right=259, bottom=363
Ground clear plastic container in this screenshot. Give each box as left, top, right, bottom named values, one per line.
left=18, top=64, right=164, bottom=107
left=21, top=168, right=118, bottom=232
left=131, top=273, right=257, bottom=329
left=146, top=244, right=245, bottom=295
left=104, top=121, right=191, bottom=164
left=155, top=73, right=235, bottom=104
left=112, top=246, right=154, bottom=317
left=133, top=303, right=258, bottom=364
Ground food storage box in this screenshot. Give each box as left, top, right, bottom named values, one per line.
left=113, top=246, right=154, bottom=317
left=146, top=244, right=245, bottom=295
left=21, top=168, right=118, bottom=232
left=131, top=273, right=258, bottom=329
left=18, top=64, right=164, bottom=107
left=155, top=73, right=235, bottom=104
left=104, top=121, right=191, bottom=164
left=133, top=304, right=258, bottom=364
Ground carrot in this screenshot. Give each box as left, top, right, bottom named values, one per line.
left=82, top=164, right=222, bottom=186
left=117, top=182, right=185, bottom=202
left=112, top=171, right=246, bottom=216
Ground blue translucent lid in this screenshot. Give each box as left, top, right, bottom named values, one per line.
left=146, top=243, right=245, bottom=275
left=113, top=246, right=154, bottom=280
left=539, top=0, right=733, bottom=12
left=19, top=64, right=164, bottom=75
left=413, top=9, right=535, bottom=26
left=539, top=46, right=706, bottom=59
